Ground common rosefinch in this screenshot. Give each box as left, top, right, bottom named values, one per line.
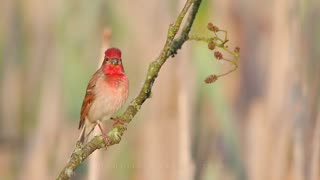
left=78, top=48, right=129, bottom=144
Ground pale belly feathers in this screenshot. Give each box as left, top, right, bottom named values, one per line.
left=88, top=76, right=128, bottom=123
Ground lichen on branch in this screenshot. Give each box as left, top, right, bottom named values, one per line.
left=56, top=0, right=239, bottom=179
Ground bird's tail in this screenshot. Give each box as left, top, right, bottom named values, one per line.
left=78, top=123, right=96, bottom=143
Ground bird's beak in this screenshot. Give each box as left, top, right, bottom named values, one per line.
left=110, top=58, right=120, bottom=65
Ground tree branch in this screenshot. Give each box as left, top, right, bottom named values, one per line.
left=57, top=0, right=241, bottom=178
left=56, top=0, right=203, bottom=179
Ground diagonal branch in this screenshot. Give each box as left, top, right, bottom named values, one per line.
left=56, top=0, right=202, bottom=179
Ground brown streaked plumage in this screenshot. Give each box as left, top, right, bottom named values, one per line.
left=78, top=70, right=102, bottom=129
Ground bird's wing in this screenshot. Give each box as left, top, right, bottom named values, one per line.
left=78, top=70, right=102, bottom=129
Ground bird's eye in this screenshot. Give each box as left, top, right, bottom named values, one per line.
left=104, top=58, right=109, bottom=62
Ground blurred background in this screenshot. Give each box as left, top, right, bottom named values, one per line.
left=1, top=0, right=320, bottom=180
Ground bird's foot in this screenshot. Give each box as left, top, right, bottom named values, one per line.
left=101, top=133, right=111, bottom=146
left=97, top=122, right=111, bottom=146
left=111, top=117, right=127, bottom=130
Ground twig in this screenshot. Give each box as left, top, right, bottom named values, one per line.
left=188, top=23, right=240, bottom=83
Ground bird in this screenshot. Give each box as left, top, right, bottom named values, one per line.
left=78, top=47, right=129, bottom=144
